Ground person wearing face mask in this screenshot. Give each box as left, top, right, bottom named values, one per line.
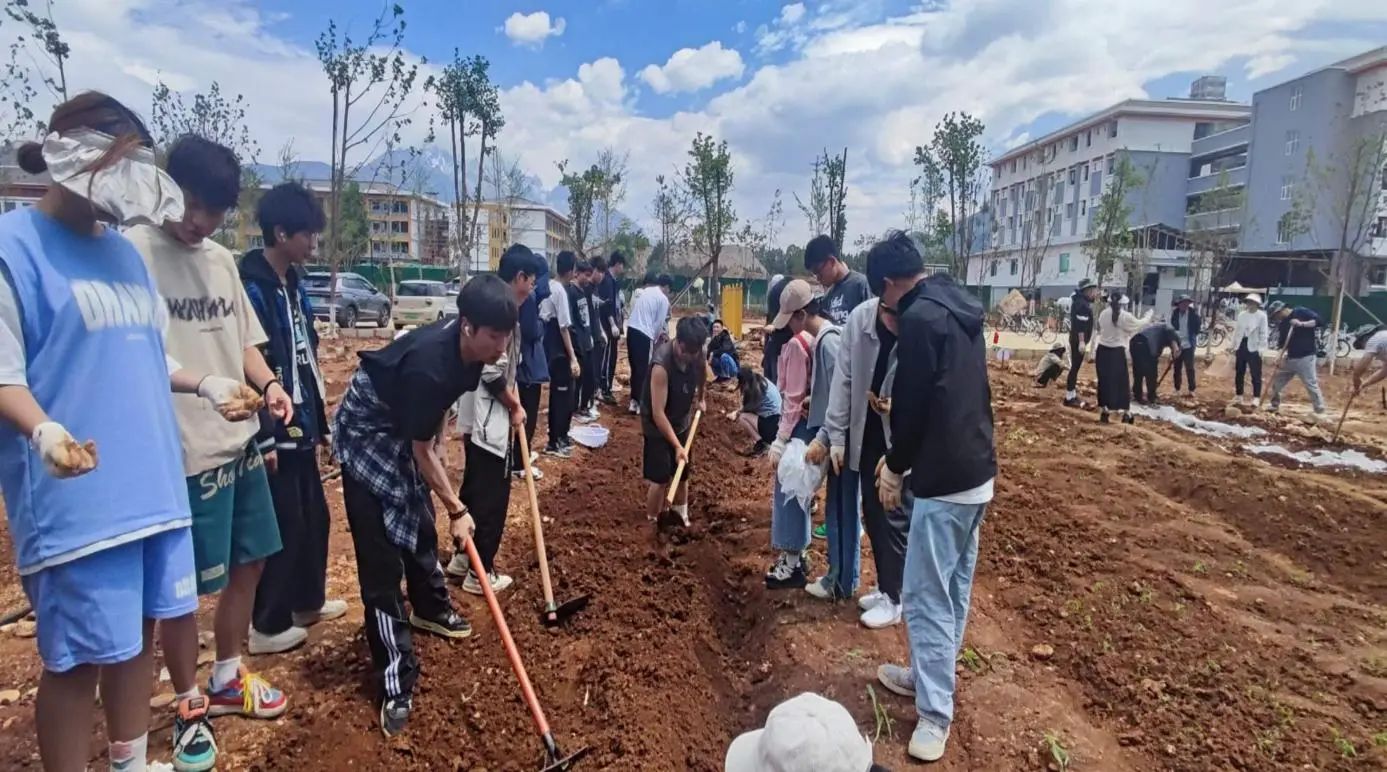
left=0, top=92, right=260, bottom=772
left=331, top=275, right=516, bottom=737
left=129, top=136, right=316, bottom=768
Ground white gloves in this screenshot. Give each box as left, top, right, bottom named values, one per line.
left=31, top=421, right=97, bottom=478
left=769, top=438, right=786, bottom=466
left=829, top=445, right=845, bottom=474
left=875, top=456, right=904, bottom=512
left=197, top=376, right=262, bottom=422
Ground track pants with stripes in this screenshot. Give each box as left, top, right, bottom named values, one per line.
left=342, top=470, right=453, bottom=700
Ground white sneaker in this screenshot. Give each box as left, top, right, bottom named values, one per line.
left=804, top=576, right=834, bottom=600
left=876, top=663, right=915, bottom=697
left=858, top=587, right=886, bottom=611
left=628, top=401, right=640, bottom=415
left=860, top=599, right=902, bottom=629
left=512, top=466, right=544, bottom=481
left=530, top=451, right=539, bottom=465
left=575, top=411, right=596, bottom=424
left=292, top=599, right=348, bottom=627
left=248, top=625, right=308, bottom=655
left=462, top=570, right=513, bottom=596
left=908, top=719, right=950, bottom=762
left=444, top=553, right=470, bottom=578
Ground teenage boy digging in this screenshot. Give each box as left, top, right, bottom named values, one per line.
left=240, top=182, right=347, bottom=651
left=333, top=275, right=517, bottom=737
left=643, top=317, right=709, bottom=527
left=127, top=136, right=296, bottom=768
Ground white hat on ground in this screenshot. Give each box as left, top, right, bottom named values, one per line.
left=725, top=693, right=873, bottom=772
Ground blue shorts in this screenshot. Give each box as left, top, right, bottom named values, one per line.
left=20, top=527, right=197, bottom=673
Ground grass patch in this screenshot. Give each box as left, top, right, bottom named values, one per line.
left=866, top=685, right=895, bottom=743
left=1329, top=727, right=1357, bottom=759
left=958, top=647, right=986, bottom=674
left=1042, top=730, right=1071, bottom=771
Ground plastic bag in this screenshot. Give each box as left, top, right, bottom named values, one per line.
left=776, top=438, right=825, bottom=512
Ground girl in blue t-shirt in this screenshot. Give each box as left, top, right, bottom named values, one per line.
left=0, top=92, right=252, bottom=772
left=731, top=368, right=782, bottom=457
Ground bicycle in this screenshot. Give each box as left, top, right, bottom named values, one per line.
left=1195, top=323, right=1227, bottom=350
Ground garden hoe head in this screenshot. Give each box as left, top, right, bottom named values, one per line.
left=539, top=733, right=591, bottom=771
left=541, top=594, right=590, bottom=628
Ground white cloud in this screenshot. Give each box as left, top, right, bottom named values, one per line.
left=733, top=20, right=748, bottom=35
left=639, top=42, right=745, bottom=94
left=12, top=0, right=1387, bottom=250
left=781, top=3, right=806, bottom=24
left=503, top=10, right=566, bottom=47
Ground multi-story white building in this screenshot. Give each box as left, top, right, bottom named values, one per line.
left=970, top=87, right=1250, bottom=309
left=467, top=198, right=571, bottom=273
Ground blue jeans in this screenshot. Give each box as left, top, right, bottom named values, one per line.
left=822, top=468, right=861, bottom=597
left=770, top=421, right=814, bottom=552
left=712, top=352, right=739, bottom=380
left=902, top=497, right=987, bottom=729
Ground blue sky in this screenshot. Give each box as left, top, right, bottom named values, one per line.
left=17, top=0, right=1387, bottom=244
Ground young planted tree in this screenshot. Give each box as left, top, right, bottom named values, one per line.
left=594, top=147, right=628, bottom=248
left=150, top=81, right=259, bottom=161
left=683, top=132, right=736, bottom=305
left=825, top=149, right=847, bottom=253
left=431, top=51, right=503, bottom=273
left=339, top=181, right=370, bottom=261
left=0, top=37, right=38, bottom=140
left=1184, top=169, right=1245, bottom=312
left=795, top=154, right=828, bottom=238
left=4, top=0, right=68, bottom=101
left=1083, top=155, right=1142, bottom=288
left=558, top=160, right=606, bottom=254
left=649, top=172, right=693, bottom=269
left=485, top=148, right=532, bottom=247
left=315, top=3, right=424, bottom=326
left=916, top=112, right=986, bottom=278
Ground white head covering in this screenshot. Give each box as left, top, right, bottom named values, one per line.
left=42, top=129, right=184, bottom=226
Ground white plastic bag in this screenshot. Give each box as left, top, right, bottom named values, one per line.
left=776, top=438, right=825, bottom=511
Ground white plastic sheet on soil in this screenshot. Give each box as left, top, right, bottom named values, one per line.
left=1128, top=404, right=1268, bottom=439
left=1244, top=444, right=1387, bottom=474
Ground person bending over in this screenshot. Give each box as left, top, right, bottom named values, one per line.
left=641, top=317, right=708, bottom=526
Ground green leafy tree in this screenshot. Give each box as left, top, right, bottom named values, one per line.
left=559, top=160, right=607, bottom=254
left=1084, top=154, right=1143, bottom=288
left=795, top=155, right=828, bottom=237
left=431, top=51, right=503, bottom=271
left=683, top=132, right=736, bottom=304
left=608, top=219, right=651, bottom=264
left=649, top=172, right=693, bottom=264
left=915, top=112, right=986, bottom=278
left=339, top=181, right=370, bottom=261
left=315, top=3, right=425, bottom=322
left=149, top=81, right=259, bottom=163
left=594, top=147, right=628, bottom=248
left=825, top=149, right=847, bottom=253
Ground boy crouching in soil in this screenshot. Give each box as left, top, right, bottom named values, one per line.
left=332, top=275, right=517, bottom=737
left=642, top=317, right=708, bottom=526
left=1034, top=343, right=1067, bottom=388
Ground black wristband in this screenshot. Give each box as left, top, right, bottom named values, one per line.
left=258, top=378, right=282, bottom=395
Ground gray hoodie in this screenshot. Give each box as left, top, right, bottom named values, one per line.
left=817, top=299, right=897, bottom=471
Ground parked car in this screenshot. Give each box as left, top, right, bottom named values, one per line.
left=392, top=280, right=456, bottom=328
left=303, top=272, right=391, bottom=328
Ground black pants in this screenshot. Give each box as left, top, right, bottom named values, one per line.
left=1129, top=341, right=1159, bottom=404
left=1095, top=344, right=1131, bottom=411
left=510, top=382, right=542, bottom=471
left=1065, top=337, right=1085, bottom=393
left=627, top=329, right=652, bottom=406
left=602, top=331, right=619, bottom=394
left=253, top=448, right=330, bottom=635
left=859, top=443, right=909, bottom=604
left=342, top=471, right=452, bottom=701
left=581, top=340, right=603, bottom=410
left=1173, top=347, right=1196, bottom=393
left=1036, top=363, right=1063, bottom=386
left=460, top=439, right=511, bottom=574
left=1235, top=342, right=1263, bottom=397
left=547, top=356, right=574, bottom=448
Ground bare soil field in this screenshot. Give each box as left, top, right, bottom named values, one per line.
left=0, top=334, right=1384, bottom=770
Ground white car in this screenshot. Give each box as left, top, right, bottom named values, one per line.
left=392, top=280, right=453, bottom=328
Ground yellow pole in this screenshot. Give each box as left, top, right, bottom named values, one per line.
left=720, top=282, right=744, bottom=338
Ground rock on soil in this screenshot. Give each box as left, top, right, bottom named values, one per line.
left=0, top=689, right=19, bottom=706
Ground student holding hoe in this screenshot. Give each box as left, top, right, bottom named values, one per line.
left=332, top=275, right=517, bottom=737
left=642, top=316, right=708, bottom=526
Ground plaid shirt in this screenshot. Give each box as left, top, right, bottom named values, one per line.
left=332, top=368, right=434, bottom=551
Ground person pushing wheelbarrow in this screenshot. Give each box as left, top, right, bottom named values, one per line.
left=642, top=317, right=708, bottom=528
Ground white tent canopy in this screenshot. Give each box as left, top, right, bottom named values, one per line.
left=1220, top=282, right=1268, bottom=294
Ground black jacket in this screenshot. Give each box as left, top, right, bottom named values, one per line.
left=239, top=249, right=330, bottom=451
left=1069, top=291, right=1094, bottom=343
left=1171, top=306, right=1201, bottom=348
left=708, top=330, right=737, bottom=362
left=885, top=275, right=997, bottom=498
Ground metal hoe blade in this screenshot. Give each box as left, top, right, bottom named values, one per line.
left=540, top=595, right=591, bottom=627
left=539, top=733, right=591, bottom=771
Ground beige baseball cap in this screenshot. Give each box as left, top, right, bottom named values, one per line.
left=771, top=279, right=814, bottom=330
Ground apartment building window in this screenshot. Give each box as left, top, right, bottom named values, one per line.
left=1280, top=176, right=1294, bottom=201
left=990, top=261, right=998, bottom=277
left=1372, top=216, right=1387, bottom=239
left=1284, top=130, right=1299, bottom=156
left=1066, top=202, right=1076, bottom=219
left=1276, top=214, right=1294, bottom=245
left=1059, top=253, right=1071, bottom=274
left=1009, top=259, right=1019, bottom=276
left=1080, top=200, right=1087, bottom=216
left=391, top=221, right=409, bottom=235
left=1106, top=155, right=1115, bottom=174
left=1109, top=121, right=1118, bottom=138
left=1068, top=168, right=1078, bottom=185
left=1010, top=160, right=1017, bottom=173
left=1069, top=136, right=1078, bottom=152
left=1289, top=86, right=1302, bottom=112
left=392, top=200, right=408, bottom=214
left=1085, top=130, right=1092, bottom=147
left=1082, top=165, right=1089, bottom=182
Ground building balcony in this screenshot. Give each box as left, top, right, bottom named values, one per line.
left=1185, top=208, right=1243, bottom=233
left=1186, top=166, right=1247, bottom=196
left=1190, top=123, right=1249, bottom=159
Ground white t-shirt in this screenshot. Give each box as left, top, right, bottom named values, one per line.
left=626, top=286, right=670, bottom=340
left=934, top=478, right=995, bottom=505
left=538, top=278, right=571, bottom=328
left=127, top=225, right=267, bottom=476
left=1365, top=330, right=1387, bottom=364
